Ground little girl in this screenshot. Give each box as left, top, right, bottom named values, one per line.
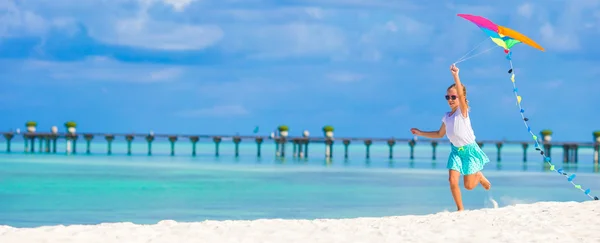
left=410, top=64, right=491, bottom=211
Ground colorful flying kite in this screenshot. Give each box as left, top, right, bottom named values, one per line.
left=456, top=14, right=598, bottom=201
left=457, top=14, right=544, bottom=52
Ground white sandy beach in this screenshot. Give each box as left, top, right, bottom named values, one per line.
left=1, top=201, right=599, bottom=243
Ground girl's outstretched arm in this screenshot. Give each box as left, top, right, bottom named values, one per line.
left=411, top=123, right=446, bottom=139
left=450, top=64, right=468, bottom=118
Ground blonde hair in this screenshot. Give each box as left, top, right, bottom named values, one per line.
left=447, top=83, right=469, bottom=108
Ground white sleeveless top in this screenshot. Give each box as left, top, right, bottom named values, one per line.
left=442, top=107, right=476, bottom=147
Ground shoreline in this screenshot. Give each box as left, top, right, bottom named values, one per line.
left=1, top=201, right=598, bottom=243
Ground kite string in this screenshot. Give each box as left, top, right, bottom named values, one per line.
left=454, top=38, right=489, bottom=64
left=507, top=55, right=597, bottom=201
left=454, top=45, right=501, bottom=64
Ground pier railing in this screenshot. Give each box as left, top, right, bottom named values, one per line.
left=2, top=131, right=599, bottom=163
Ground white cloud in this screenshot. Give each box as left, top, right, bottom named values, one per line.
left=87, top=3, right=223, bottom=51
left=0, top=1, right=45, bottom=37
left=445, top=3, right=496, bottom=17
left=304, top=7, right=324, bottom=19
left=114, top=21, right=222, bottom=51
left=192, top=77, right=301, bottom=102
left=594, top=11, right=600, bottom=29
left=360, top=15, right=432, bottom=42
left=212, top=7, right=328, bottom=22
left=539, top=23, right=579, bottom=51
left=149, top=67, right=183, bottom=81
left=517, top=3, right=533, bottom=18
left=385, top=21, right=397, bottom=32
left=0, top=0, right=76, bottom=38
left=224, top=23, right=348, bottom=59
left=158, top=0, right=197, bottom=11
left=4, top=0, right=600, bottom=60
left=357, top=15, right=433, bottom=59
left=128, top=0, right=200, bottom=12
left=1, top=0, right=214, bottom=51
left=175, top=105, right=250, bottom=117
left=297, top=0, right=420, bottom=10
left=21, top=56, right=184, bottom=83
left=534, top=0, right=600, bottom=52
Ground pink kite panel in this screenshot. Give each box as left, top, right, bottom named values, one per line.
left=457, top=14, right=499, bottom=32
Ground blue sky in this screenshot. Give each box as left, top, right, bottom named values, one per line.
left=1, top=0, right=599, bottom=141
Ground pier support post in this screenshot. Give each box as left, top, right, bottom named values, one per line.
left=72, top=135, right=78, bottom=154
left=65, top=134, right=71, bottom=154
left=38, top=136, right=43, bottom=152
left=50, top=127, right=58, bottom=153
left=594, top=143, right=599, bottom=164
left=3, top=133, right=13, bottom=152
left=51, top=134, right=57, bottom=153
left=562, top=144, right=570, bottom=163
left=570, top=144, right=578, bottom=163
left=343, top=139, right=350, bottom=159
left=280, top=138, right=287, bottom=157
left=146, top=135, right=155, bottom=156
left=594, top=131, right=600, bottom=163
left=387, top=139, right=396, bottom=159
left=213, top=136, right=221, bottom=157
left=25, top=134, right=35, bottom=153
left=84, top=134, right=94, bottom=154
left=431, top=141, right=438, bottom=160
left=30, top=134, right=36, bottom=153
left=297, top=139, right=304, bottom=158
left=125, top=135, right=134, bottom=156
left=522, top=143, right=529, bottom=162
left=408, top=139, right=416, bottom=160
left=168, top=136, right=177, bottom=156
left=302, top=130, right=310, bottom=158
left=496, top=142, right=503, bottom=162
left=66, top=134, right=78, bottom=154
left=274, top=138, right=280, bottom=157
left=190, top=136, right=199, bottom=156
left=364, top=140, right=372, bottom=159
left=44, top=136, right=51, bottom=153
left=22, top=135, right=27, bottom=153
left=543, top=142, right=552, bottom=162
left=325, top=138, right=333, bottom=159
left=292, top=139, right=298, bottom=157
left=105, top=135, right=114, bottom=155
left=50, top=134, right=58, bottom=154
left=255, top=137, right=263, bottom=157
left=233, top=136, right=241, bottom=157
left=303, top=139, right=309, bottom=158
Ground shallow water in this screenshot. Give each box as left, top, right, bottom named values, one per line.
left=1, top=141, right=599, bottom=228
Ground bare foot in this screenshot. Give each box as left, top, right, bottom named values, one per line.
left=480, top=174, right=491, bottom=190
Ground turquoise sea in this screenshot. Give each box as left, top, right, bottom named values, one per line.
left=1, top=138, right=600, bottom=228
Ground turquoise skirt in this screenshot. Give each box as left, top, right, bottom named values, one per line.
left=447, top=142, right=490, bottom=175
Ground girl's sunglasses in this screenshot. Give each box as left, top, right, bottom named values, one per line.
left=445, top=95, right=457, bottom=100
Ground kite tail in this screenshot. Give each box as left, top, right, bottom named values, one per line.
left=506, top=51, right=598, bottom=201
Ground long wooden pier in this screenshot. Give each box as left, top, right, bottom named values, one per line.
left=2, top=131, right=599, bottom=163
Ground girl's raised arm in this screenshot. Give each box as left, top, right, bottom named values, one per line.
left=450, top=64, right=468, bottom=117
